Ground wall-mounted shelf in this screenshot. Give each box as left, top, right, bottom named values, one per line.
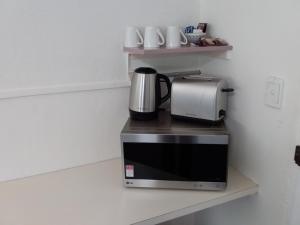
left=124, top=44, right=233, bottom=80
left=124, top=45, right=233, bottom=56
left=0, top=158, right=258, bottom=225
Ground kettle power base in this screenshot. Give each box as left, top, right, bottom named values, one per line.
left=129, top=110, right=158, bottom=121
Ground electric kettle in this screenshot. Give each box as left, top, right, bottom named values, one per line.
left=129, top=67, right=171, bottom=120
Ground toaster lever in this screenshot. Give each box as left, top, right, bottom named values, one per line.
left=219, top=110, right=226, bottom=118
left=222, top=88, right=235, bottom=93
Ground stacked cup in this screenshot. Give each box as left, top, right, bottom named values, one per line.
left=124, top=26, right=188, bottom=49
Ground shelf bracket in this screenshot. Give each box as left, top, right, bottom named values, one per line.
left=126, top=53, right=136, bottom=80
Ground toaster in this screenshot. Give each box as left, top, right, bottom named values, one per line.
left=171, top=77, right=233, bottom=122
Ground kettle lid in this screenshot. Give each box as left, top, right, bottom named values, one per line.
left=134, top=67, right=157, bottom=74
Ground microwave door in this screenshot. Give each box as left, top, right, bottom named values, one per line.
left=123, top=142, right=228, bottom=183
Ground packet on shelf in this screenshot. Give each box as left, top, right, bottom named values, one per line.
left=199, top=37, right=228, bottom=46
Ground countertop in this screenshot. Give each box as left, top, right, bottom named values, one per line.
left=0, top=158, right=258, bottom=225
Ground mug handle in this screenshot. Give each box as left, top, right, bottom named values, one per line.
left=180, top=30, right=188, bottom=45
left=156, top=29, right=165, bottom=46
left=135, top=29, right=144, bottom=45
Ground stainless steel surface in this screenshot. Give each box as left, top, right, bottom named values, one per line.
left=121, top=133, right=228, bottom=144
left=171, top=77, right=227, bottom=121
left=124, top=179, right=226, bottom=191
left=164, top=69, right=201, bottom=77
left=129, top=71, right=157, bottom=113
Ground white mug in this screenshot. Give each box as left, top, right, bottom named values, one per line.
left=166, top=26, right=188, bottom=48
left=144, top=26, right=165, bottom=49
left=124, top=26, right=144, bottom=48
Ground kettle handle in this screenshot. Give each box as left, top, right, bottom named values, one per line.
left=157, top=74, right=171, bottom=105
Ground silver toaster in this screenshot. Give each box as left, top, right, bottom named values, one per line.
left=171, top=77, right=233, bottom=122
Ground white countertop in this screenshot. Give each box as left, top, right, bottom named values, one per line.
left=0, top=158, right=258, bottom=225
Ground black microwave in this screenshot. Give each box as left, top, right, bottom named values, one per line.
left=120, top=112, right=229, bottom=191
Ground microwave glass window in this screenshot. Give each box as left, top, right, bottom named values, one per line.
left=123, top=143, right=227, bottom=182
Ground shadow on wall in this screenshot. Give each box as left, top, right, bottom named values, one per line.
left=195, top=195, right=259, bottom=225
left=157, top=194, right=260, bottom=225
left=158, top=213, right=195, bottom=225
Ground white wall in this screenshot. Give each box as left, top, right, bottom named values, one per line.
left=286, top=102, right=300, bottom=225
left=0, top=0, right=201, bottom=182
left=0, top=0, right=200, bottom=89
left=4, top=1, right=300, bottom=224
left=194, top=0, right=300, bottom=225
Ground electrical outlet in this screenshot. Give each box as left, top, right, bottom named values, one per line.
left=265, top=76, right=284, bottom=109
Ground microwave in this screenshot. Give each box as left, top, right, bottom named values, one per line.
left=120, top=112, right=229, bottom=191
